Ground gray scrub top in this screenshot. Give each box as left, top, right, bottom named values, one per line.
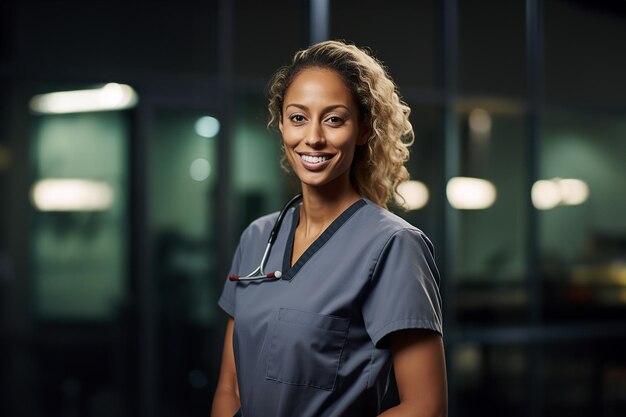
left=218, top=198, right=442, bottom=417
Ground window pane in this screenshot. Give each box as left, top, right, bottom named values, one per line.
left=231, top=93, right=288, bottom=233
left=545, top=1, right=626, bottom=107
left=234, top=0, right=309, bottom=81
left=394, top=104, right=443, bottom=240
left=150, top=108, right=221, bottom=415
left=14, top=2, right=219, bottom=74
left=453, top=101, right=528, bottom=323
left=540, top=110, right=626, bottom=322
left=330, top=0, right=438, bottom=89
left=453, top=343, right=529, bottom=417
left=458, top=0, right=526, bottom=96
left=542, top=338, right=626, bottom=416
left=28, top=107, right=131, bottom=417
left=30, top=111, right=128, bottom=320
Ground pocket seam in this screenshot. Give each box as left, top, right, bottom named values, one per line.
left=277, top=308, right=350, bottom=333
left=266, top=309, right=350, bottom=391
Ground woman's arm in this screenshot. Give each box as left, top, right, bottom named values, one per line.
left=211, top=318, right=241, bottom=417
left=378, top=330, right=447, bottom=417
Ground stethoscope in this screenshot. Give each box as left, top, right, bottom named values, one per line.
left=228, top=194, right=303, bottom=282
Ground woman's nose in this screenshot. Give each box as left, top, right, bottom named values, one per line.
left=304, top=123, right=325, bottom=147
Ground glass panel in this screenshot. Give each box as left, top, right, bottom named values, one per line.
left=28, top=108, right=131, bottom=417
left=30, top=111, right=128, bottom=320
left=35, top=334, right=130, bottom=416
left=394, top=104, right=443, bottom=239
left=453, top=100, right=528, bottom=323
left=234, top=0, right=309, bottom=81
left=545, top=1, right=626, bottom=107
left=14, top=2, right=219, bottom=74
left=330, top=0, right=438, bottom=89
left=453, top=343, right=529, bottom=417
left=540, top=110, right=626, bottom=322
left=458, top=0, right=526, bottom=96
left=542, top=338, right=626, bottom=416
left=149, top=108, right=220, bottom=415
left=231, top=93, right=288, bottom=233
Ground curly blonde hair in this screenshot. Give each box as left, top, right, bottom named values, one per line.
left=267, top=40, right=414, bottom=208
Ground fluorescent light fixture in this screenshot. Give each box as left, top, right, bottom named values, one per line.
left=558, top=178, right=589, bottom=205
left=31, top=179, right=114, bottom=211
left=531, top=180, right=561, bottom=210
left=189, top=158, right=211, bottom=181
left=394, top=180, right=429, bottom=210
left=30, top=83, right=138, bottom=114
left=532, top=178, right=589, bottom=210
left=468, top=108, right=492, bottom=137
left=195, top=116, right=220, bottom=138
left=447, top=177, right=497, bottom=210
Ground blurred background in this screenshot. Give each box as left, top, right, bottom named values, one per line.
left=1, top=0, right=625, bottom=416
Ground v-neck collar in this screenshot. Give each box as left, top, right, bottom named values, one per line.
left=281, top=198, right=367, bottom=281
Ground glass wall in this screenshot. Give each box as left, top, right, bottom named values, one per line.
left=458, top=0, right=526, bottom=97
left=234, top=0, right=309, bottom=82
left=453, top=101, right=529, bottom=323
left=28, top=108, right=131, bottom=416
left=542, top=338, right=626, bottom=416
left=539, top=110, right=626, bottom=322
left=453, top=343, right=529, bottom=417
left=398, top=103, right=444, bottom=238
left=2, top=1, right=626, bottom=417
left=329, top=0, right=439, bottom=89
left=231, top=94, right=290, bottom=233
left=149, top=108, right=221, bottom=415
left=30, top=111, right=129, bottom=320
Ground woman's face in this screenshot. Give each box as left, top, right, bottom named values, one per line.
left=279, top=67, right=368, bottom=192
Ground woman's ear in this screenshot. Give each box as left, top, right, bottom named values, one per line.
left=278, top=114, right=284, bottom=134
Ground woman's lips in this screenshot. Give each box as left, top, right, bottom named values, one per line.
left=298, top=153, right=334, bottom=171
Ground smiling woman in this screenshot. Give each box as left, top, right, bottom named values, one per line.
left=268, top=41, right=414, bottom=208
left=212, top=40, right=446, bottom=417
left=279, top=67, right=366, bottom=193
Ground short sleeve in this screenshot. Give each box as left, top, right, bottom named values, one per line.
left=363, top=229, right=443, bottom=347
left=217, top=238, right=243, bottom=318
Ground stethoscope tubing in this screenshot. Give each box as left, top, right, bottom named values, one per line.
left=228, top=194, right=303, bottom=282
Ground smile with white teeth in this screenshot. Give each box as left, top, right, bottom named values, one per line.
left=300, top=154, right=332, bottom=163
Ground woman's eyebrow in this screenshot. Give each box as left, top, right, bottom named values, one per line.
left=285, top=103, right=352, bottom=114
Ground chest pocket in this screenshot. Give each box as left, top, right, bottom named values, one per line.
left=266, top=308, right=350, bottom=391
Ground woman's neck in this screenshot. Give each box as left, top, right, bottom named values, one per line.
left=298, top=183, right=361, bottom=238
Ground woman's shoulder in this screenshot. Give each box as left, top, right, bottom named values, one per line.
left=237, top=209, right=289, bottom=245
left=359, top=198, right=423, bottom=235
left=358, top=198, right=436, bottom=252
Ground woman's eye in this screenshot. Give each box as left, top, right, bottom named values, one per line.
left=326, top=116, right=343, bottom=125
left=290, top=114, right=306, bottom=123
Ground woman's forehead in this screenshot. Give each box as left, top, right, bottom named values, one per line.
left=284, top=67, right=356, bottom=109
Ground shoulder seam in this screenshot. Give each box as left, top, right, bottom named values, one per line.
left=368, top=227, right=420, bottom=283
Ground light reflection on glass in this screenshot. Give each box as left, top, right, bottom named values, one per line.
left=394, top=180, right=429, bottom=210
left=447, top=177, right=497, bottom=209
left=189, top=158, right=211, bottom=181
left=469, top=108, right=492, bottom=139
left=31, top=178, right=114, bottom=211
left=195, top=116, right=220, bottom=138
left=532, top=178, right=589, bottom=210
left=30, top=83, right=138, bottom=114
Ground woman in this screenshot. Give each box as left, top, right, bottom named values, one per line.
left=212, top=40, right=446, bottom=417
